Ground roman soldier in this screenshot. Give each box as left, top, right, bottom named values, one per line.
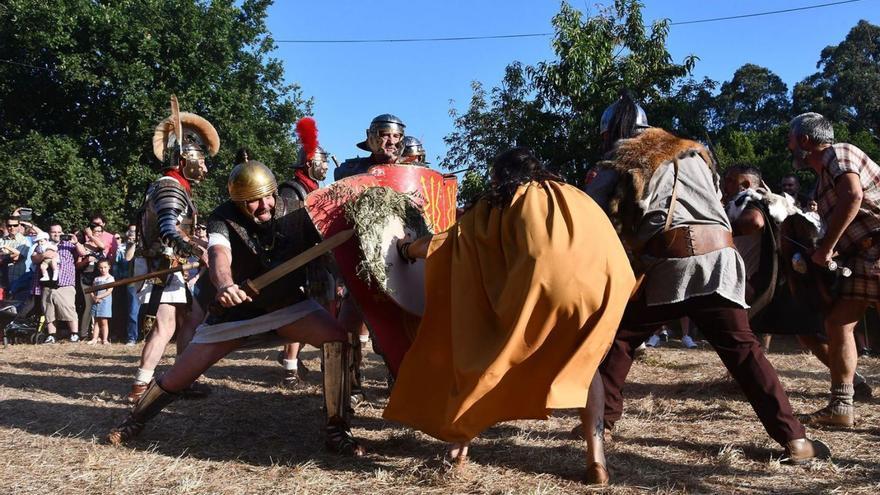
left=398, top=136, right=428, bottom=166
left=276, top=117, right=335, bottom=387
left=583, top=93, right=830, bottom=470
left=107, top=160, right=364, bottom=456
left=334, top=114, right=405, bottom=181
left=126, top=96, right=218, bottom=403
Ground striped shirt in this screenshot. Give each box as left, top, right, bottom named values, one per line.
left=815, top=143, right=880, bottom=253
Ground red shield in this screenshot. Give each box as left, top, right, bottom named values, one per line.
left=305, top=164, right=458, bottom=375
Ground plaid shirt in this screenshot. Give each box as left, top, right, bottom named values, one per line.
left=31, top=241, right=78, bottom=295
left=815, top=143, right=880, bottom=253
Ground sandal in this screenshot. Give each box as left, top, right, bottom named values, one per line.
left=325, top=422, right=365, bottom=457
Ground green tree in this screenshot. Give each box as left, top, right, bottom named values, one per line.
left=0, top=0, right=309, bottom=229
left=713, top=64, right=790, bottom=132
left=792, top=20, right=880, bottom=137
left=442, top=0, right=696, bottom=203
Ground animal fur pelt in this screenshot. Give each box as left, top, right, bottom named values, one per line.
left=725, top=188, right=799, bottom=225
left=598, top=127, right=716, bottom=242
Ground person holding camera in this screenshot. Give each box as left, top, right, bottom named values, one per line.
left=77, top=222, right=108, bottom=339
left=32, top=224, right=89, bottom=343
left=77, top=214, right=117, bottom=334
left=1, top=209, right=36, bottom=302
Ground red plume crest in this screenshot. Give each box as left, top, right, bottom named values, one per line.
left=295, top=117, right=319, bottom=161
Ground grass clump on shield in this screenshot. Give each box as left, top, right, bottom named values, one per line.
left=344, top=186, right=431, bottom=292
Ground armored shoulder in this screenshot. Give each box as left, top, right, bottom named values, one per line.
left=334, top=157, right=372, bottom=181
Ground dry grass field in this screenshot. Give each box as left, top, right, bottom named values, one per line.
left=1, top=337, right=878, bottom=494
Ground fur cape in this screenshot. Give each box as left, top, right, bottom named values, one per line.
left=598, top=127, right=717, bottom=242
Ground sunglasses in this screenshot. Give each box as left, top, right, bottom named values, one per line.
left=5, top=223, right=19, bottom=228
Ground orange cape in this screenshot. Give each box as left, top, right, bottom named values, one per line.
left=383, top=181, right=635, bottom=442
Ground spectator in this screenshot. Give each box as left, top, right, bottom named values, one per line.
left=121, top=224, right=143, bottom=346
left=78, top=223, right=107, bottom=337
left=1, top=212, right=33, bottom=301
left=87, top=259, right=114, bottom=345
left=34, top=232, right=60, bottom=282
left=33, top=224, right=88, bottom=343
left=780, top=174, right=814, bottom=211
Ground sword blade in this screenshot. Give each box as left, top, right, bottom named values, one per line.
left=245, top=229, right=355, bottom=294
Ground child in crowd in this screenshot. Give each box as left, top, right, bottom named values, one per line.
left=35, top=232, right=60, bottom=282
left=87, top=259, right=114, bottom=345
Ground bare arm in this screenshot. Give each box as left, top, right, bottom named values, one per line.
left=124, top=242, right=136, bottom=261
left=732, top=208, right=765, bottom=236
left=812, top=172, right=862, bottom=265
left=209, top=244, right=251, bottom=307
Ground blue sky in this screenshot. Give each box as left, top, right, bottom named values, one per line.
left=265, top=1, right=879, bottom=181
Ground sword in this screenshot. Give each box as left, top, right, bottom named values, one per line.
left=209, top=229, right=355, bottom=315
left=83, top=262, right=201, bottom=294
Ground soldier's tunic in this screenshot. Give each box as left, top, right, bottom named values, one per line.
left=191, top=196, right=323, bottom=343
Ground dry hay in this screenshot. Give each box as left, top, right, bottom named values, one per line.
left=343, top=186, right=430, bottom=291
left=0, top=336, right=878, bottom=494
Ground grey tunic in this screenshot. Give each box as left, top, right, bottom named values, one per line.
left=638, top=156, right=748, bottom=308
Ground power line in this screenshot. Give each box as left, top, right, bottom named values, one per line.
left=670, top=0, right=864, bottom=26
left=273, top=0, right=866, bottom=44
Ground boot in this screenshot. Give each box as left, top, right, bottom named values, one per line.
left=782, top=438, right=831, bottom=464
left=322, top=341, right=365, bottom=457
left=107, top=380, right=178, bottom=446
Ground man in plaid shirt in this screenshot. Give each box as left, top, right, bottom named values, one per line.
left=789, top=112, right=880, bottom=428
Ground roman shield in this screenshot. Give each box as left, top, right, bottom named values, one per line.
left=305, top=164, right=458, bottom=375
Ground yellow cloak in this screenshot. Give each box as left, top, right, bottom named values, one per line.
left=383, top=180, right=635, bottom=442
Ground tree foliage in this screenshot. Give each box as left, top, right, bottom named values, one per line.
left=0, top=0, right=309, bottom=230
left=442, top=0, right=696, bottom=203
left=443, top=3, right=880, bottom=199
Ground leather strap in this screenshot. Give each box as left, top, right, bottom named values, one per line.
left=643, top=225, right=734, bottom=259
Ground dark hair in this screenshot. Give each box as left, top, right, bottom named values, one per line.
left=483, top=147, right=559, bottom=207
left=89, top=211, right=105, bottom=223
left=235, top=147, right=252, bottom=165
left=602, top=91, right=643, bottom=152
left=780, top=173, right=800, bottom=184
left=724, top=163, right=762, bottom=180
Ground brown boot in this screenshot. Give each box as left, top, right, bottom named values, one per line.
left=107, top=380, right=178, bottom=446
left=126, top=382, right=148, bottom=404
left=800, top=404, right=855, bottom=428
left=782, top=438, right=831, bottom=464
left=585, top=462, right=610, bottom=485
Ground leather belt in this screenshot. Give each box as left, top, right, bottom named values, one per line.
left=642, top=225, right=734, bottom=259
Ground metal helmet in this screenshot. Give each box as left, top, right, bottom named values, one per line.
left=151, top=95, right=220, bottom=183
left=399, top=136, right=429, bottom=164
left=599, top=98, right=649, bottom=135
left=298, top=145, right=331, bottom=181
left=356, top=113, right=406, bottom=153
left=227, top=160, right=278, bottom=202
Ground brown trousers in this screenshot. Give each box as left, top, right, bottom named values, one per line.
left=599, top=293, right=805, bottom=446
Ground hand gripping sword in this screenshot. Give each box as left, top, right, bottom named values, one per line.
left=210, top=229, right=355, bottom=315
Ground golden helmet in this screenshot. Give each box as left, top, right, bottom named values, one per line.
left=227, top=160, right=277, bottom=202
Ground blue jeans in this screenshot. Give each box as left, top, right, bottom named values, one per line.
left=126, top=285, right=141, bottom=343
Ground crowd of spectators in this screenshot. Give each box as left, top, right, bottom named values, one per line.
left=0, top=208, right=207, bottom=346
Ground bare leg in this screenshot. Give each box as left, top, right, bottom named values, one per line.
left=798, top=334, right=831, bottom=366
left=138, top=303, right=178, bottom=375
left=761, top=334, right=773, bottom=353
left=88, top=313, right=100, bottom=344
left=825, top=300, right=868, bottom=385
left=446, top=441, right=470, bottom=465
left=100, top=319, right=110, bottom=343
left=581, top=372, right=609, bottom=485
left=159, top=339, right=244, bottom=391
left=175, top=300, right=203, bottom=356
